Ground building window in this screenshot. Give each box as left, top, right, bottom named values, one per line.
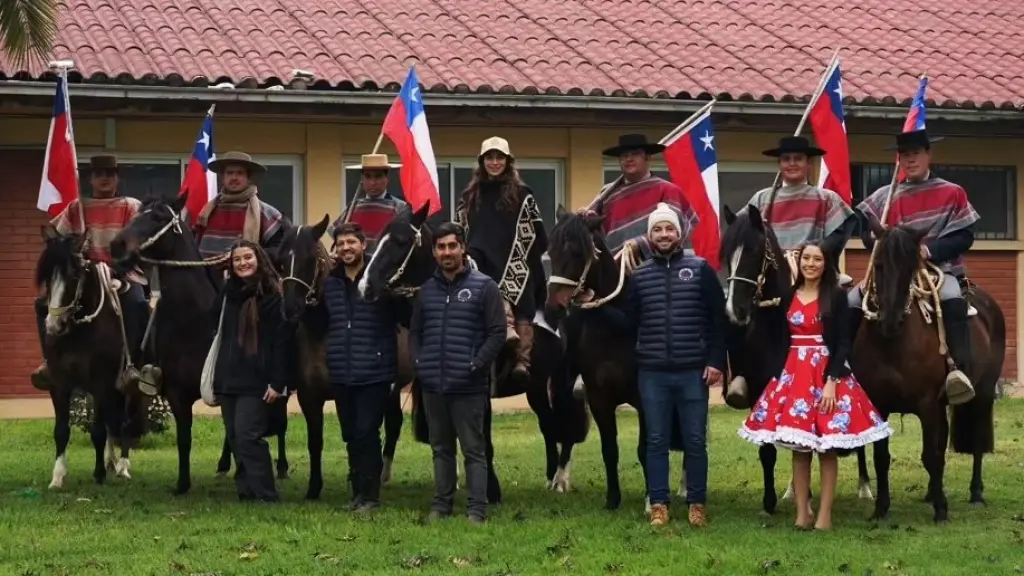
left=851, top=163, right=1017, bottom=240
left=76, top=153, right=304, bottom=222
left=343, top=157, right=564, bottom=231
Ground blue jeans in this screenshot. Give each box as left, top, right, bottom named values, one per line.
left=639, top=369, right=709, bottom=506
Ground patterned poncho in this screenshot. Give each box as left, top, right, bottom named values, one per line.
left=194, top=199, right=285, bottom=259
left=747, top=183, right=854, bottom=250
left=858, top=176, right=979, bottom=276
left=590, top=174, right=697, bottom=255
left=330, top=192, right=408, bottom=256
left=52, top=197, right=146, bottom=283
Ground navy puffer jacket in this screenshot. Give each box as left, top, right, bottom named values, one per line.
left=321, top=267, right=399, bottom=387
left=410, top=267, right=506, bottom=395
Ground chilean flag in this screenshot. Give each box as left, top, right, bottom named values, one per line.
left=808, top=60, right=852, bottom=205
left=662, top=109, right=722, bottom=269
left=180, top=106, right=217, bottom=225
left=897, top=77, right=929, bottom=181
left=37, top=73, right=79, bottom=217
left=382, top=67, right=442, bottom=215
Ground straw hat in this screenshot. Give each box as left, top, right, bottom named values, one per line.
left=346, top=153, right=401, bottom=171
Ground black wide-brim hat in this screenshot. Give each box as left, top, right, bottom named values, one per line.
left=885, top=129, right=945, bottom=151
left=89, top=155, right=118, bottom=172
left=602, top=133, right=665, bottom=157
left=762, top=136, right=826, bottom=158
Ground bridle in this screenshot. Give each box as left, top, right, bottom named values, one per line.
left=726, top=234, right=783, bottom=309
left=134, top=205, right=230, bottom=268
left=46, top=257, right=112, bottom=331
left=280, top=226, right=328, bottom=306
left=547, top=231, right=632, bottom=310
left=379, top=223, right=424, bottom=298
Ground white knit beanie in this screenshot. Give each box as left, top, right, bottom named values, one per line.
left=647, top=202, right=681, bottom=234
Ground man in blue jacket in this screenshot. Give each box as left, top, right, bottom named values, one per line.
left=320, top=223, right=402, bottom=513
left=410, top=222, right=506, bottom=524
left=596, top=202, right=727, bottom=528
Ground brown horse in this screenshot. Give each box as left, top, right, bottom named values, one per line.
left=854, top=212, right=1005, bottom=522
left=274, top=216, right=412, bottom=500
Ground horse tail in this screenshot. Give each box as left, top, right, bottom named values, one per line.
left=950, top=287, right=1004, bottom=455
left=411, top=379, right=431, bottom=444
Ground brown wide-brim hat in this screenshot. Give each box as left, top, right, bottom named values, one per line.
left=89, top=154, right=119, bottom=172
left=345, top=153, right=401, bottom=172
left=208, top=151, right=267, bottom=177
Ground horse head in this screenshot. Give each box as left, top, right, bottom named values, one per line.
left=861, top=209, right=928, bottom=338
left=721, top=204, right=790, bottom=326
left=358, top=202, right=434, bottom=303
left=111, top=192, right=189, bottom=269
left=36, top=224, right=90, bottom=336
left=276, top=214, right=330, bottom=322
left=545, top=205, right=613, bottom=311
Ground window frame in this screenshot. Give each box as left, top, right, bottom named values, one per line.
left=75, top=150, right=305, bottom=221
left=341, top=156, right=565, bottom=221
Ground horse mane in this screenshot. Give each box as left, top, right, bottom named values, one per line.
left=35, top=234, right=82, bottom=289
left=873, top=224, right=921, bottom=334
left=548, top=212, right=595, bottom=266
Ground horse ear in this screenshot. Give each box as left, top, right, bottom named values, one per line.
left=723, top=204, right=737, bottom=225
left=556, top=204, right=570, bottom=222
left=171, top=192, right=188, bottom=214
left=747, top=204, right=765, bottom=231
left=410, top=202, right=430, bottom=227
left=311, top=214, right=330, bottom=239
left=585, top=213, right=607, bottom=232
left=40, top=224, right=60, bottom=242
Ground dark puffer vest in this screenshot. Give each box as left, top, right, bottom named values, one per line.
left=323, top=268, right=398, bottom=387
left=629, top=251, right=725, bottom=371
left=411, top=267, right=505, bottom=395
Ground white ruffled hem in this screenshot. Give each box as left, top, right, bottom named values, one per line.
left=738, top=423, right=893, bottom=454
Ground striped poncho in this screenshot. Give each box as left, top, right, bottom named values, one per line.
left=747, top=183, right=854, bottom=250
left=330, top=192, right=409, bottom=256
left=195, top=199, right=286, bottom=259
left=858, top=176, right=979, bottom=276
left=590, top=174, right=697, bottom=255
left=52, top=197, right=146, bottom=284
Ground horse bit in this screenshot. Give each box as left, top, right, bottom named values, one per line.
left=281, top=226, right=327, bottom=306
left=725, top=236, right=783, bottom=309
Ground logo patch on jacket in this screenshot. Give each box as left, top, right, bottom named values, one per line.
left=678, top=267, right=694, bottom=281
left=457, top=288, right=473, bottom=302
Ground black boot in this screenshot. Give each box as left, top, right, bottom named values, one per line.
left=31, top=298, right=51, bottom=392
left=940, top=298, right=975, bottom=405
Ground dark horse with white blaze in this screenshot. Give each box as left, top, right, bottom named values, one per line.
left=854, top=211, right=1004, bottom=521
left=545, top=207, right=689, bottom=510
left=37, top=226, right=146, bottom=489
left=111, top=193, right=220, bottom=494
left=359, top=204, right=589, bottom=497
left=721, top=204, right=871, bottom=515
left=273, top=215, right=409, bottom=499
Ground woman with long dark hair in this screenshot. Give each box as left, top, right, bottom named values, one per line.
left=212, top=239, right=291, bottom=502
left=456, top=137, right=547, bottom=385
left=738, top=241, right=891, bottom=530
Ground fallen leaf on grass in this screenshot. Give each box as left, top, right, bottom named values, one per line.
left=75, top=497, right=92, bottom=502
left=705, top=554, right=721, bottom=570
left=238, top=542, right=262, bottom=561
left=450, top=556, right=478, bottom=568
left=883, top=560, right=904, bottom=571
left=401, top=553, right=433, bottom=569
left=604, top=563, right=624, bottom=572
left=337, top=534, right=357, bottom=542
left=168, top=560, right=186, bottom=572
left=238, top=551, right=260, bottom=561
left=759, top=559, right=780, bottom=573
left=556, top=555, right=574, bottom=569
left=92, top=508, right=113, bottom=514
left=313, top=553, right=340, bottom=565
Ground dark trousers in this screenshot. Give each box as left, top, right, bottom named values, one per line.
left=422, top=391, right=488, bottom=518
left=120, top=282, right=149, bottom=365
left=220, top=394, right=279, bottom=502
left=638, top=369, right=709, bottom=506
left=336, top=381, right=391, bottom=504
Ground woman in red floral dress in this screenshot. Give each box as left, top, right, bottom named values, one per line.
left=738, top=241, right=891, bottom=530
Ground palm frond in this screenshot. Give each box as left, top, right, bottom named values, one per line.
left=0, top=0, right=60, bottom=71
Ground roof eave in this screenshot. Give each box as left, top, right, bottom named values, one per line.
left=0, top=81, right=1019, bottom=122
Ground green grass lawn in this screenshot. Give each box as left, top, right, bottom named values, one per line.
left=1, top=401, right=1023, bottom=576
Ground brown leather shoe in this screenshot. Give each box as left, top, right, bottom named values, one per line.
left=649, top=503, right=669, bottom=526
left=688, top=504, right=708, bottom=527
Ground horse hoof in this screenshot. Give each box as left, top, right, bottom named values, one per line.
left=305, top=492, right=321, bottom=501
left=277, top=471, right=290, bottom=480
left=969, top=499, right=986, bottom=508
left=857, top=483, right=874, bottom=500
left=605, top=500, right=621, bottom=511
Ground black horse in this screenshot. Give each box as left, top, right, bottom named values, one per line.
left=359, top=203, right=589, bottom=498
left=720, top=204, right=871, bottom=515
left=273, top=215, right=407, bottom=499
left=36, top=226, right=146, bottom=489
left=111, top=193, right=221, bottom=494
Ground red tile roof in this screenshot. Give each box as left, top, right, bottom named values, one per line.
left=2, top=0, right=1023, bottom=109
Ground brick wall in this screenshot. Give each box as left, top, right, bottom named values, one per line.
left=0, top=150, right=49, bottom=397
left=845, top=249, right=1018, bottom=381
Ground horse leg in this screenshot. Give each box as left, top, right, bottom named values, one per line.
left=49, top=388, right=73, bottom=489
left=856, top=447, right=874, bottom=499
left=591, top=399, right=621, bottom=510
left=216, top=435, right=233, bottom=476
left=276, top=415, right=290, bottom=480
left=920, top=409, right=950, bottom=523
left=924, top=411, right=950, bottom=504
left=526, top=381, right=561, bottom=490
left=969, top=452, right=985, bottom=506
left=381, top=384, right=404, bottom=486
left=870, top=437, right=892, bottom=520
left=168, top=390, right=194, bottom=495
left=759, top=443, right=779, bottom=515
left=90, top=394, right=110, bottom=485
left=299, top=391, right=325, bottom=500
left=484, top=399, right=502, bottom=505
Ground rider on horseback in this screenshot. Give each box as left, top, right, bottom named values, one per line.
left=32, top=155, right=153, bottom=396
left=848, top=129, right=979, bottom=406
left=330, top=152, right=408, bottom=257
left=726, top=136, right=856, bottom=407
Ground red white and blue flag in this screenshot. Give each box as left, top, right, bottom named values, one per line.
left=662, top=109, right=722, bottom=269
left=382, top=67, right=442, bottom=216
left=180, top=106, right=217, bottom=224
left=808, top=60, right=852, bottom=205
left=37, top=72, right=80, bottom=217
left=897, top=76, right=929, bottom=180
